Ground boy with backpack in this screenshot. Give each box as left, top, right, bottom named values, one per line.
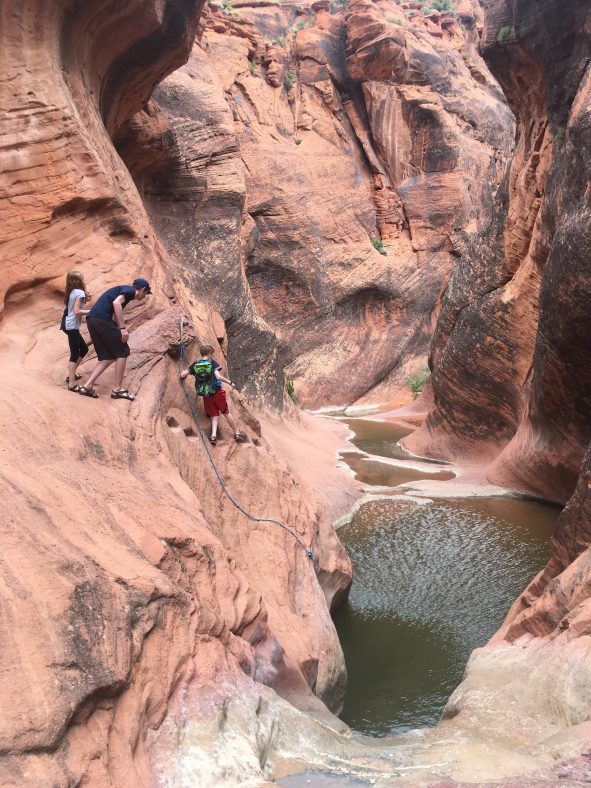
left=180, top=344, right=245, bottom=445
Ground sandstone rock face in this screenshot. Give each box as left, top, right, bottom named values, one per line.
left=404, top=0, right=591, bottom=505
left=184, top=0, right=513, bottom=409
left=0, top=1, right=352, bottom=784
left=400, top=2, right=591, bottom=775
left=3, top=0, right=590, bottom=783
left=498, top=443, right=591, bottom=645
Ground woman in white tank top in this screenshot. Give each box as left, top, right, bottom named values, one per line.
left=64, top=271, right=91, bottom=391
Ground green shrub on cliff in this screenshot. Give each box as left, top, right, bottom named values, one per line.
left=222, top=0, right=241, bottom=16
left=497, top=25, right=512, bottom=44
left=284, top=70, right=295, bottom=90
left=274, top=35, right=286, bottom=46
left=248, top=58, right=255, bottom=75
left=389, top=17, right=403, bottom=25
left=431, top=0, right=454, bottom=11
left=286, top=380, right=299, bottom=405
left=372, top=238, right=387, bottom=255
left=407, top=368, right=431, bottom=399
left=555, top=126, right=566, bottom=141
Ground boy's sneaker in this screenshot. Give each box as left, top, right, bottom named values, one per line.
left=234, top=432, right=246, bottom=443
left=209, top=434, right=217, bottom=445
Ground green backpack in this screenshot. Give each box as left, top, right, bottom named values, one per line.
left=192, top=359, right=219, bottom=397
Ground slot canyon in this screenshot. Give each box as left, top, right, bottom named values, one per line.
left=1, top=0, right=590, bottom=784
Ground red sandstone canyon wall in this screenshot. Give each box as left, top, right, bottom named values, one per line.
left=3, top=0, right=590, bottom=783
left=0, top=1, right=352, bottom=783
left=148, top=0, right=511, bottom=410
left=401, top=0, right=591, bottom=685
left=404, top=0, right=591, bottom=505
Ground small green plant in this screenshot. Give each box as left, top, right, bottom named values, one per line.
left=555, top=126, right=566, bottom=141
left=286, top=380, right=299, bottom=405
left=274, top=34, right=286, bottom=46
left=389, top=16, right=403, bottom=25
left=296, top=20, right=307, bottom=30
left=407, top=368, right=431, bottom=399
left=371, top=238, right=387, bottom=255
left=284, top=70, right=295, bottom=90
left=222, top=0, right=241, bottom=15
left=248, top=58, right=255, bottom=75
left=431, top=0, right=453, bottom=10
left=295, top=138, right=302, bottom=145
left=497, top=24, right=512, bottom=44
left=404, top=9, right=416, bottom=16
left=222, top=0, right=232, bottom=10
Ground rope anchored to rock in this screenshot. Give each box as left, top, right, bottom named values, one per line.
left=178, top=316, right=316, bottom=565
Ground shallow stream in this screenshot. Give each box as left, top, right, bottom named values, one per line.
left=333, top=418, right=560, bottom=737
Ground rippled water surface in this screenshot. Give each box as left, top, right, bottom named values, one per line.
left=341, top=451, right=455, bottom=487
left=334, top=420, right=560, bottom=737
left=343, top=418, right=415, bottom=461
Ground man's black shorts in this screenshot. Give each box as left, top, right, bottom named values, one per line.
left=87, top=318, right=130, bottom=361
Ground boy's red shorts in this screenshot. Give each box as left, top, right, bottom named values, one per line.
left=203, top=389, right=229, bottom=418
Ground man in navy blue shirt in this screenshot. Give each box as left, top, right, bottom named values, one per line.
left=79, top=278, right=152, bottom=400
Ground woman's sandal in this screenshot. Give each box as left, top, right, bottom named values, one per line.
left=111, top=389, right=135, bottom=401
left=65, top=374, right=83, bottom=383
left=234, top=432, right=246, bottom=442
left=209, top=435, right=217, bottom=445
left=68, top=384, right=80, bottom=393
left=79, top=386, right=99, bottom=398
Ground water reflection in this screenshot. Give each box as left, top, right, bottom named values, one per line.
left=334, top=422, right=561, bottom=737
left=343, top=418, right=416, bottom=461
left=341, top=451, right=454, bottom=487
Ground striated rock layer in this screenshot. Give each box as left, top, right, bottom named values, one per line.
left=3, top=0, right=591, bottom=784
left=404, top=0, right=591, bottom=505
left=0, top=0, right=353, bottom=784
left=396, top=2, right=591, bottom=783
left=175, top=0, right=513, bottom=409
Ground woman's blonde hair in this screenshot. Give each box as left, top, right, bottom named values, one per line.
left=65, top=270, right=86, bottom=304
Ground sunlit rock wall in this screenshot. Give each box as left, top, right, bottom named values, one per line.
left=161, top=0, right=512, bottom=409
left=0, top=1, right=351, bottom=784
left=405, top=0, right=591, bottom=505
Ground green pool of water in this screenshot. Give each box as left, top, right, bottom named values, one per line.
left=333, top=420, right=560, bottom=737
left=343, top=418, right=421, bottom=461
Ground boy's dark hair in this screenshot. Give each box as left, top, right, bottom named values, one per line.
left=199, top=344, right=214, bottom=356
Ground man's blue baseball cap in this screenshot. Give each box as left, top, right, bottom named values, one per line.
left=133, top=277, right=152, bottom=294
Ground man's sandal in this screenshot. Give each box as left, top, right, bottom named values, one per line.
left=68, top=384, right=80, bottom=393
left=65, top=374, right=82, bottom=383
left=234, top=432, right=246, bottom=442
left=111, top=389, right=135, bottom=401
left=79, top=386, right=99, bottom=398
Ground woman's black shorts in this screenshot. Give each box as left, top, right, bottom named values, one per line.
left=66, top=329, right=89, bottom=363
left=87, top=318, right=130, bottom=361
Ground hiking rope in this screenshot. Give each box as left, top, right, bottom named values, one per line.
left=177, top=316, right=316, bottom=565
